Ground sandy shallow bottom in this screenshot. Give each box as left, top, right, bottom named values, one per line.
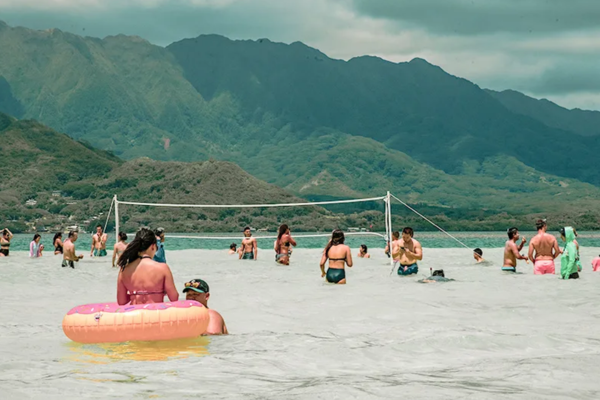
left=1, top=247, right=600, bottom=399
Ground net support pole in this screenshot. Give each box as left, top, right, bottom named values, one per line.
left=387, top=191, right=394, bottom=270
left=114, top=195, right=119, bottom=246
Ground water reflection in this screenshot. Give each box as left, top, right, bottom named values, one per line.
left=64, top=336, right=210, bottom=363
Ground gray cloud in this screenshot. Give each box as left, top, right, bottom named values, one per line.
left=1, top=0, right=600, bottom=110
left=351, top=0, right=600, bottom=35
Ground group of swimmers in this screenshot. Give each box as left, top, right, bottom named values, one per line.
left=501, top=219, right=595, bottom=279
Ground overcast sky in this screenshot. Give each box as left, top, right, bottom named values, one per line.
left=1, top=0, right=599, bottom=110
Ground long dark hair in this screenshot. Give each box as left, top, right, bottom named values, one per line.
left=117, top=228, right=156, bottom=270
left=324, top=229, right=345, bottom=258
left=32, top=233, right=41, bottom=242
left=53, top=232, right=62, bottom=244
left=275, top=224, right=289, bottom=253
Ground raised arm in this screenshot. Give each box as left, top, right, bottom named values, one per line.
left=288, top=234, right=297, bottom=247
left=164, top=266, right=179, bottom=302
left=116, top=270, right=130, bottom=305
left=510, top=242, right=528, bottom=260
left=407, top=241, right=423, bottom=261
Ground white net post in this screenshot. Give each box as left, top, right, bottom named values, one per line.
left=387, top=191, right=394, bottom=270
left=114, top=195, right=119, bottom=246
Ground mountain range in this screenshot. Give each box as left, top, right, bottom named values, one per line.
left=0, top=20, right=599, bottom=230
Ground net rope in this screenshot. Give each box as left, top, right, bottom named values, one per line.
left=390, top=193, right=472, bottom=250
left=116, top=196, right=386, bottom=209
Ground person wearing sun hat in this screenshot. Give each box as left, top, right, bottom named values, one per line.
left=183, top=279, right=228, bottom=335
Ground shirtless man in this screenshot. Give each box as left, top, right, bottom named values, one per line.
left=90, top=225, right=108, bottom=257
left=112, top=232, right=128, bottom=268
left=183, top=279, right=228, bottom=335
left=239, top=227, right=257, bottom=260
left=528, top=219, right=560, bottom=275
left=63, top=231, right=84, bottom=268
left=394, top=227, right=423, bottom=275
left=502, top=227, right=528, bottom=272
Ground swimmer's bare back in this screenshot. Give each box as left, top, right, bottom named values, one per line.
left=529, top=233, right=559, bottom=261
left=117, top=257, right=178, bottom=305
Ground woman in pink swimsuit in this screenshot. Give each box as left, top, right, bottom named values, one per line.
left=116, top=228, right=178, bottom=305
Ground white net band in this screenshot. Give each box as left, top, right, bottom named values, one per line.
left=116, top=196, right=386, bottom=209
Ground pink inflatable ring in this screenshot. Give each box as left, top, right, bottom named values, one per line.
left=62, top=300, right=210, bottom=343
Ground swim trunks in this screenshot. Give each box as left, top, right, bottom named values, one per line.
left=0, top=248, right=8, bottom=256
left=501, top=266, right=516, bottom=272
left=93, top=249, right=107, bottom=257
left=534, top=260, right=555, bottom=275
left=275, top=254, right=288, bottom=263
left=62, top=260, right=75, bottom=269
left=397, top=263, right=418, bottom=275
left=326, top=268, right=345, bottom=283
left=568, top=272, right=579, bottom=280
left=242, top=251, right=254, bottom=260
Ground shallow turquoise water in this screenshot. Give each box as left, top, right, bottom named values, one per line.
left=6, top=231, right=600, bottom=253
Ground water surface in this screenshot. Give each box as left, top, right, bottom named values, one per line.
left=1, top=247, right=600, bottom=399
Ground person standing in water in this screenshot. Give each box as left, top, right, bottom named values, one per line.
left=559, top=227, right=579, bottom=280
left=154, top=228, right=167, bottom=263
left=29, top=234, right=44, bottom=258
left=239, top=227, right=257, bottom=260
left=62, top=231, right=84, bottom=268
left=320, top=229, right=353, bottom=284
left=528, top=219, right=560, bottom=275
left=117, top=228, right=178, bottom=305
left=275, top=224, right=296, bottom=265
left=592, top=254, right=600, bottom=272
left=0, top=228, right=13, bottom=256
left=112, top=232, right=128, bottom=268
left=90, top=225, right=108, bottom=257
left=153, top=227, right=167, bottom=263
left=53, top=232, right=64, bottom=255
left=395, top=227, right=423, bottom=275
left=502, top=227, right=528, bottom=272
left=358, top=244, right=370, bottom=258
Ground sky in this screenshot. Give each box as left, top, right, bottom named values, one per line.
left=1, top=0, right=599, bottom=111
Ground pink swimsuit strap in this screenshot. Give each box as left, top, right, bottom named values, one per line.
left=128, top=290, right=165, bottom=295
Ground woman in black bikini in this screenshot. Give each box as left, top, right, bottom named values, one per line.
left=116, top=228, right=179, bottom=305
left=320, top=229, right=353, bottom=284
left=53, top=232, right=64, bottom=255
left=275, top=224, right=296, bottom=265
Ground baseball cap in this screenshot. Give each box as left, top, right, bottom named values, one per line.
left=183, top=279, right=209, bottom=294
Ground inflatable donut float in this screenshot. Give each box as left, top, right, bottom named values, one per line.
left=62, top=300, right=209, bottom=343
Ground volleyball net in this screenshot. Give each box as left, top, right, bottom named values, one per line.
left=107, top=193, right=395, bottom=258
left=101, top=191, right=478, bottom=266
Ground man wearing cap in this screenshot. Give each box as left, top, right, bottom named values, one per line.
left=153, top=228, right=167, bottom=263
left=528, top=219, right=560, bottom=275
left=183, top=279, right=228, bottom=335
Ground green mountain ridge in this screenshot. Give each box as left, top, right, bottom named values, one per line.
left=0, top=113, right=387, bottom=233
left=486, top=89, right=600, bottom=137
left=0, top=21, right=599, bottom=230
